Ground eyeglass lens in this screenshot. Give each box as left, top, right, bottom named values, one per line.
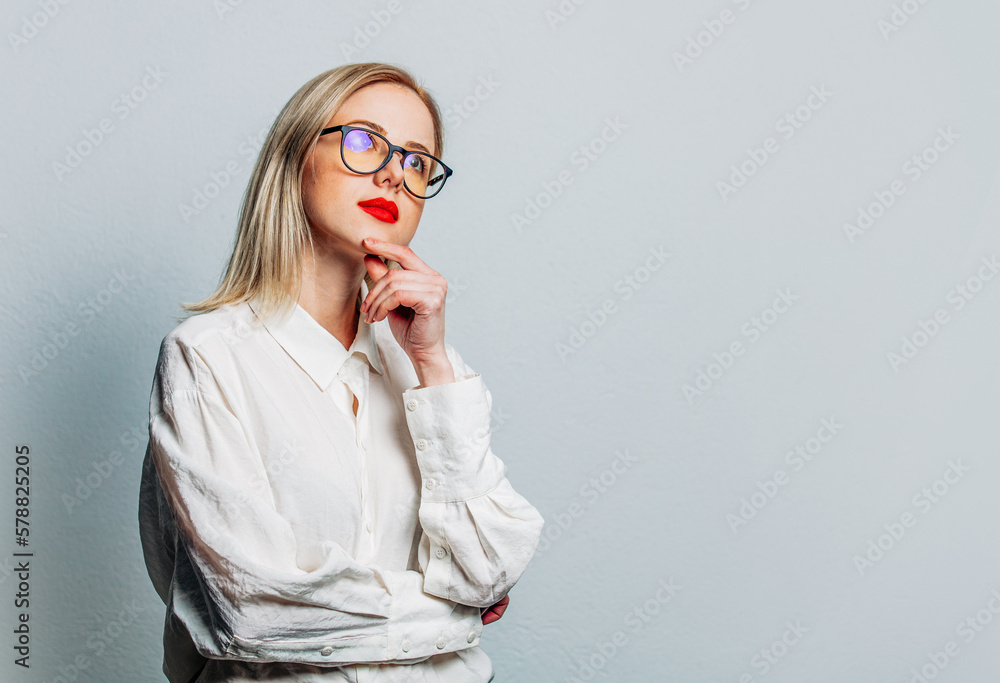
left=342, top=128, right=445, bottom=198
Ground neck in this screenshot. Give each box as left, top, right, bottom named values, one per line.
left=297, top=233, right=367, bottom=352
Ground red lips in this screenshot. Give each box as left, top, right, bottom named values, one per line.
left=358, top=197, right=398, bottom=223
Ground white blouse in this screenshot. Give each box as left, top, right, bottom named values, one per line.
left=138, top=293, right=545, bottom=682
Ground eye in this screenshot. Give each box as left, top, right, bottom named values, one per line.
left=344, top=129, right=376, bottom=153
left=405, top=154, right=427, bottom=175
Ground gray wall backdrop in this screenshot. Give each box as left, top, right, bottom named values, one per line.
left=3, top=0, right=1000, bottom=680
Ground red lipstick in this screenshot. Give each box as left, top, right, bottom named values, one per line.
left=358, top=197, right=398, bottom=223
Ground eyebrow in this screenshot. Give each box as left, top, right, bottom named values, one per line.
left=343, top=119, right=433, bottom=155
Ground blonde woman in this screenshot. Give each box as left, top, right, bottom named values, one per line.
left=138, top=62, right=545, bottom=682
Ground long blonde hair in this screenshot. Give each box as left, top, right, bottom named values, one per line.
left=183, top=62, right=446, bottom=322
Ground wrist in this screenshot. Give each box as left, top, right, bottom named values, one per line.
left=413, top=352, right=454, bottom=387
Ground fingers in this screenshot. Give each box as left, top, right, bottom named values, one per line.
left=363, top=253, right=390, bottom=281
left=363, top=281, right=441, bottom=323
left=362, top=237, right=435, bottom=275
left=494, top=594, right=510, bottom=610
left=361, top=270, right=446, bottom=323
left=481, top=595, right=511, bottom=625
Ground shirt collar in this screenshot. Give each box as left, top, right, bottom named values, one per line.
left=248, top=293, right=384, bottom=391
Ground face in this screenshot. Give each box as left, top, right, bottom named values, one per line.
left=301, top=82, right=437, bottom=259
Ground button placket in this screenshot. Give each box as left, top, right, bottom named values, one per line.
left=340, top=357, right=375, bottom=537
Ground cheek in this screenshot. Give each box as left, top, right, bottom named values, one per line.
left=302, top=162, right=347, bottom=214
left=401, top=206, right=424, bottom=240
left=301, top=177, right=324, bottom=220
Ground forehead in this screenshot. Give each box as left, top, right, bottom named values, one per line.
left=331, top=83, right=436, bottom=154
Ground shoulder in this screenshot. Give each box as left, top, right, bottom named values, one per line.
left=155, top=303, right=260, bottom=391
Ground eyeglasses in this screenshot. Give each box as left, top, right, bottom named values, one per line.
left=319, top=124, right=453, bottom=199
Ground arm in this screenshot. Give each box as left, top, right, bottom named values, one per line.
left=146, top=336, right=482, bottom=666
left=402, top=344, right=546, bottom=609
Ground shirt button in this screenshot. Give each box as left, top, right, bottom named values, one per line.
left=406, top=399, right=418, bottom=411
left=435, top=547, right=447, bottom=559
left=467, top=630, right=476, bottom=643
left=424, top=478, right=436, bottom=491
left=320, top=646, right=334, bottom=656
left=401, top=637, right=411, bottom=653
left=416, top=439, right=428, bottom=451
left=436, top=634, right=447, bottom=649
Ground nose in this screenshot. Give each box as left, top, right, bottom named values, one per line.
left=374, top=150, right=406, bottom=189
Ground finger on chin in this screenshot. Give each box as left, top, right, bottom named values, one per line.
left=363, top=254, right=389, bottom=282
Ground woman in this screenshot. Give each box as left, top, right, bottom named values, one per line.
left=138, top=62, right=545, bottom=682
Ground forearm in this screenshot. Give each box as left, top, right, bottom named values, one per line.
left=401, top=368, right=545, bottom=608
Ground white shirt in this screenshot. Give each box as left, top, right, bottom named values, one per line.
left=138, top=292, right=544, bottom=682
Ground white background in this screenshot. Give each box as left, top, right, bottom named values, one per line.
left=2, top=0, right=1000, bottom=680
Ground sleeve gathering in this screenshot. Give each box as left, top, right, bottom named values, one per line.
left=401, top=344, right=546, bottom=608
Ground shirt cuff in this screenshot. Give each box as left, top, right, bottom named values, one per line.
left=384, top=569, right=483, bottom=659
left=401, top=374, right=505, bottom=503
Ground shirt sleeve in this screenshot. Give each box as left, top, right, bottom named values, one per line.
left=401, top=343, right=546, bottom=608
left=146, top=335, right=483, bottom=667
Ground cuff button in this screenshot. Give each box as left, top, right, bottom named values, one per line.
left=401, top=637, right=411, bottom=653
left=436, top=635, right=447, bottom=649
left=467, top=630, right=477, bottom=643
left=320, top=646, right=334, bottom=656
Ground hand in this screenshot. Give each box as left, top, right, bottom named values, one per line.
left=481, top=594, right=510, bottom=625
left=359, top=238, right=452, bottom=381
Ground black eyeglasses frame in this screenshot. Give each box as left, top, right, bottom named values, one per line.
left=319, top=124, right=453, bottom=199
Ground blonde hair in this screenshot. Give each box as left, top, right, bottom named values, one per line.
left=183, top=62, right=446, bottom=322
